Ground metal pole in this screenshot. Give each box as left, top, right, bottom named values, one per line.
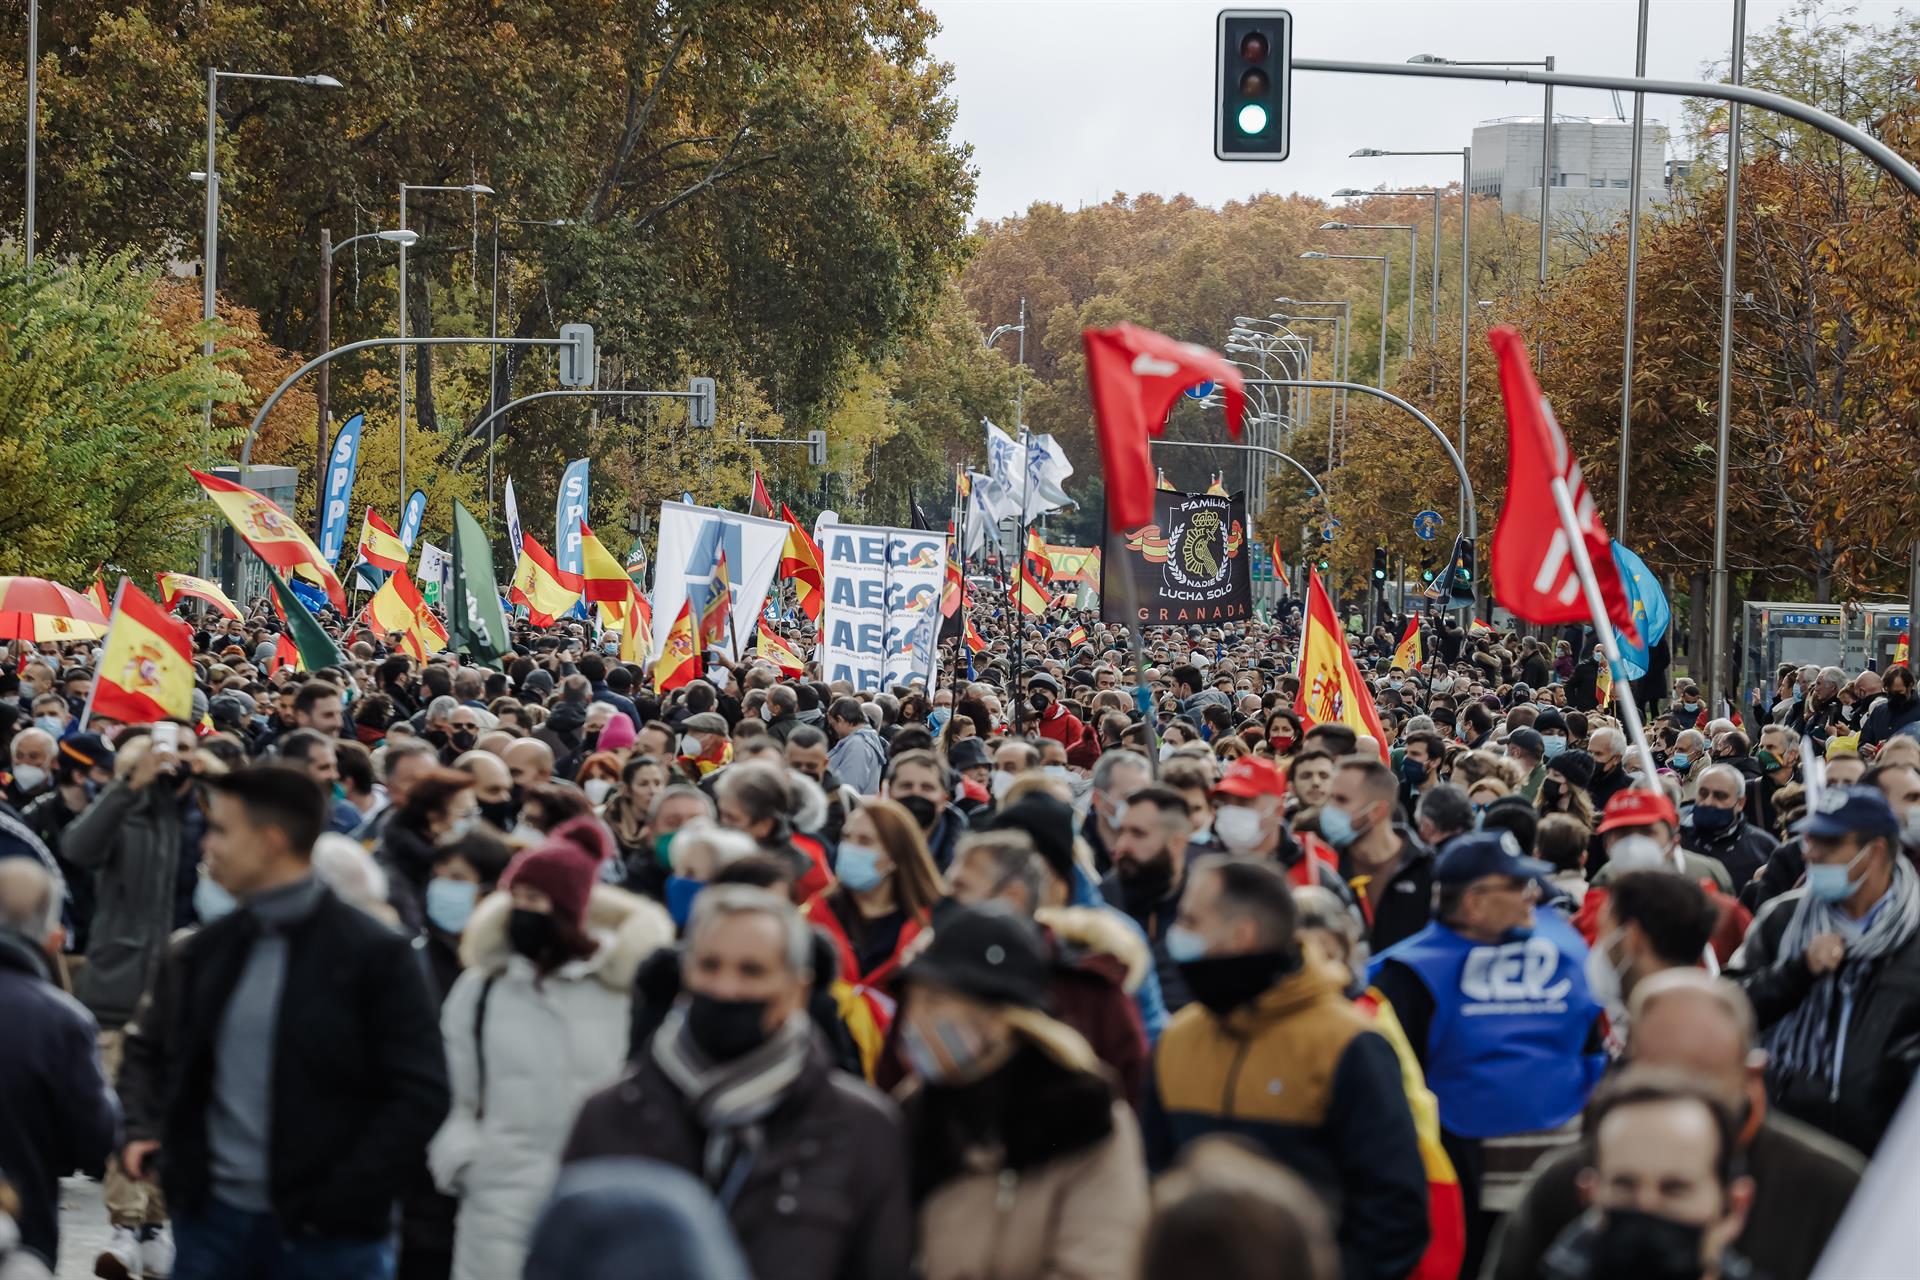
left=1429, top=191, right=1440, bottom=351
left=24, top=0, right=37, bottom=266
left=1459, top=147, right=1471, bottom=541
left=1907, top=544, right=1920, bottom=670
left=397, top=185, right=408, bottom=503
left=488, top=214, right=501, bottom=527
left=1539, top=55, right=1554, bottom=282
left=1709, top=0, right=1746, bottom=716
left=1617, top=0, right=1650, bottom=538
left=315, top=227, right=331, bottom=539
left=1377, top=256, right=1389, bottom=386
left=202, top=69, right=219, bottom=431
left=1404, top=226, right=1417, bottom=357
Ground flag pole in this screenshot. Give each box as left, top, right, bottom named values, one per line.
left=1546, top=476, right=1661, bottom=793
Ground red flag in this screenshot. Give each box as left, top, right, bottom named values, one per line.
left=749, top=472, right=775, bottom=519
left=1487, top=327, right=1638, bottom=643
left=1081, top=324, right=1246, bottom=530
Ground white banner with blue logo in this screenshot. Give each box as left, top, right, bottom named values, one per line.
left=317, top=413, right=365, bottom=565
left=648, top=501, right=790, bottom=663
left=819, top=523, right=946, bottom=693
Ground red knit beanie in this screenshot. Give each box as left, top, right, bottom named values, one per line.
left=500, top=815, right=614, bottom=930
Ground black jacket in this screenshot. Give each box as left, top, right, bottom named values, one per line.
left=0, top=929, right=118, bottom=1266
left=1729, top=886, right=1920, bottom=1154
left=1100, top=871, right=1190, bottom=1013
left=1344, top=837, right=1435, bottom=954
left=1679, top=812, right=1777, bottom=896
left=117, top=886, right=450, bottom=1238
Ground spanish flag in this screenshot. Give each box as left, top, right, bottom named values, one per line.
left=156, top=572, right=242, bottom=621
left=618, top=587, right=653, bottom=665
left=1390, top=617, right=1422, bottom=672
left=191, top=469, right=346, bottom=611
left=1206, top=471, right=1230, bottom=496
left=89, top=581, right=195, bottom=726
left=84, top=572, right=110, bottom=618
left=941, top=558, right=964, bottom=618
left=964, top=619, right=989, bottom=654
left=654, top=598, right=701, bottom=691
left=1011, top=565, right=1052, bottom=617
left=779, top=503, right=824, bottom=623
left=579, top=522, right=634, bottom=628
left=1293, top=569, right=1387, bottom=757
left=362, top=569, right=443, bottom=660
left=699, top=549, right=732, bottom=649
left=509, top=534, right=584, bottom=627
left=757, top=620, right=806, bottom=677
left=1067, top=624, right=1088, bottom=648
left=1024, top=529, right=1053, bottom=583
left=269, top=632, right=300, bottom=674
left=355, top=508, right=408, bottom=575
left=1156, top=468, right=1176, bottom=491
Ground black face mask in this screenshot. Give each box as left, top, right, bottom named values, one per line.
left=897, top=794, right=939, bottom=831
left=1589, top=1209, right=1708, bottom=1280
left=1541, top=776, right=1565, bottom=807
left=686, top=993, right=772, bottom=1062
left=583, top=729, right=601, bottom=752
left=479, top=798, right=520, bottom=831
left=450, top=728, right=478, bottom=752
left=1178, top=947, right=1302, bottom=1016
left=425, top=727, right=450, bottom=749
left=1118, top=854, right=1176, bottom=908
left=507, top=908, right=559, bottom=960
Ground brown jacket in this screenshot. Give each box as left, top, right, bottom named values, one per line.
left=907, top=1031, right=1148, bottom=1280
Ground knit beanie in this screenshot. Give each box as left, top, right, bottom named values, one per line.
left=500, top=815, right=614, bottom=931
left=596, top=712, right=637, bottom=753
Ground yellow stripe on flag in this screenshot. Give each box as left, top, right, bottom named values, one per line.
left=91, top=581, right=196, bottom=725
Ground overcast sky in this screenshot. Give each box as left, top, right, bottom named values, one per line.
left=928, top=0, right=1809, bottom=222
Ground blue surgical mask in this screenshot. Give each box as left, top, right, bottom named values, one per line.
left=835, top=842, right=888, bottom=893
left=1807, top=848, right=1872, bottom=903
left=666, top=875, right=705, bottom=928
left=1668, top=752, right=1691, bottom=772
left=425, top=878, right=479, bottom=934
left=1319, top=804, right=1361, bottom=850
left=1542, top=735, right=1568, bottom=760
left=194, top=874, right=237, bottom=925
left=1164, top=924, right=1209, bottom=963
left=34, top=715, right=66, bottom=738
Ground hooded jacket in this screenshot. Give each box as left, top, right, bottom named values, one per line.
left=430, top=884, right=672, bottom=1280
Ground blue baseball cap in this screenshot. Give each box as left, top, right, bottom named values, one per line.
left=1797, top=784, right=1900, bottom=840
left=1435, top=830, right=1552, bottom=885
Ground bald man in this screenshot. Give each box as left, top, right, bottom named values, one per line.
left=455, top=750, right=518, bottom=832
left=502, top=738, right=555, bottom=794
left=1489, top=972, right=1862, bottom=1280
left=474, top=730, right=516, bottom=759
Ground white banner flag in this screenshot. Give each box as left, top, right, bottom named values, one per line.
left=818, top=523, right=946, bottom=693
left=504, top=478, right=524, bottom=563
left=649, top=501, right=792, bottom=662
left=416, top=541, right=450, bottom=605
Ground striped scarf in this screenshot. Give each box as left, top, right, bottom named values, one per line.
left=1766, top=855, right=1920, bottom=1100
left=651, top=1005, right=811, bottom=1199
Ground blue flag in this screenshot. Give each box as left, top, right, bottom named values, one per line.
left=398, top=489, right=428, bottom=552
left=317, top=414, right=365, bottom=565
left=556, top=458, right=591, bottom=576
left=1610, top=541, right=1670, bottom=682
left=287, top=576, right=333, bottom=617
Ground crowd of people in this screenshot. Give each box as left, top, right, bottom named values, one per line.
left=0, top=596, right=1914, bottom=1280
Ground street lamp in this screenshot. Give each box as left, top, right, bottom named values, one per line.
left=1274, top=298, right=1353, bottom=460
left=1320, top=222, right=1417, bottom=357
left=311, top=228, right=417, bottom=532
left=1334, top=188, right=1442, bottom=354
left=1408, top=52, right=1555, bottom=283
left=488, top=215, right=571, bottom=523
left=201, top=69, right=341, bottom=430
left=1351, top=147, right=1472, bottom=536
left=1300, top=251, right=1390, bottom=392
left=396, top=181, right=494, bottom=502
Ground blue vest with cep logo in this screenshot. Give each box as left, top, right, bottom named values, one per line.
left=1369, top=910, right=1605, bottom=1140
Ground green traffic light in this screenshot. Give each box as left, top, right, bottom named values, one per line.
left=1237, top=102, right=1269, bottom=134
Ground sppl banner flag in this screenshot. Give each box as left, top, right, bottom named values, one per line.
left=818, top=523, right=946, bottom=692
left=397, top=490, right=428, bottom=551
left=649, top=502, right=790, bottom=663
left=555, top=458, right=590, bottom=576
left=317, top=413, right=365, bottom=564
left=1101, top=488, right=1251, bottom=626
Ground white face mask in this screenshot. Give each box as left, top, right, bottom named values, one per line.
left=10, top=764, right=47, bottom=793
left=1607, top=834, right=1671, bottom=874
left=1213, top=804, right=1265, bottom=852
left=583, top=779, right=614, bottom=806
left=990, top=769, right=1016, bottom=799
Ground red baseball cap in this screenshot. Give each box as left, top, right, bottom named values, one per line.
left=1212, top=756, right=1287, bottom=800
left=1595, top=787, right=1679, bottom=835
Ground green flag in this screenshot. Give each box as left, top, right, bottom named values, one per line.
left=261, top=563, right=348, bottom=672
left=447, top=500, right=512, bottom=662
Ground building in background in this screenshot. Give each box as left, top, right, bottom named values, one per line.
left=1470, top=116, right=1672, bottom=225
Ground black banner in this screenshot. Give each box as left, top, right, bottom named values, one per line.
left=1101, top=489, right=1252, bottom=626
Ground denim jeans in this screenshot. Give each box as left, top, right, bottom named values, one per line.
left=173, top=1199, right=394, bottom=1280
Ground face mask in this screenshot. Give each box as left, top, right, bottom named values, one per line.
left=1682, top=701, right=1702, bottom=713
left=1158, top=744, right=1177, bottom=762
left=900, top=1014, right=992, bottom=1085
left=1691, top=804, right=1737, bottom=832
left=1270, top=734, right=1295, bottom=753
left=1319, top=804, right=1364, bottom=850
left=1541, top=734, right=1568, bottom=759
left=450, top=728, right=478, bottom=752
left=835, top=842, right=888, bottom=893
left=34, top=715, right=65, bottom=738
left=1608, top=834, right=1670, bottom=874
left=1589, top=1209, right=1709, bottom=1280
left=1178, top=948, right=1302, bottom=1016
left=680, top=735, right=701, bottom=757
left=1541, top=777, right=1566, bottom=807
left=602, top=639, right=620, bottom=655
left=1757, top=749, right=1782, bottom=774
left=1400, top=757, right=1428, bottom=787
left=478, top=798, right=520, bottom=831
left=1807, top=846, right=1873, bottom=903
left=1213, top=805, right=1266, bottom=852
left=685, top=992, right=772, bottom=1062
left=507, top=907, right=560, bottom=959
left=666, top=875, right=704, bottom=928
left=10, top=764, right=47, bottom=793
left=1585, top=928, right=1627, bottom=1014
left=426, top=878, right=479, bottom=934
left=583, top=779, right=614, bottom=806
left=1163, top=923, right=1209, bottom=963
left=989, top=769, right=1016, bottom=799
left=897, top=794, right=938, bottom=831
left=1669, top=751, right=1691, bottom=772
left=1902, top=807, right=1920, bottom=850
left=194, top=874, right=237, bottom=925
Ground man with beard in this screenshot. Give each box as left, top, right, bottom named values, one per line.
left=1102, top=786, right=1199, bottom=1013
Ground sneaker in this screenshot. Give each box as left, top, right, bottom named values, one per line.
left=93, top=1224, right=141, bottom=1280
left=139, top=1225, right=174, bottom=1279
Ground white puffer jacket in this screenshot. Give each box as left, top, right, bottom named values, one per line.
left=428, top=884, right=672, bottom=1280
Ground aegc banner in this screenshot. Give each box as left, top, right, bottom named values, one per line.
left=819, top=524, right=946, bottom=692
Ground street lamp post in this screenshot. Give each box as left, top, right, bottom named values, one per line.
left=488, top=215, right=569, bottom=524
left=1320, top=222, right=1416, bottom=356
left=1333, top=189, right=1441, bottom=357
left=1709, top=0, right=1748, bottom=716
left=201, top=69, right=341, bottom=429
left=1299, top=252, right=1390, bottom=391
left=24, top=0, right=37, bottom=265
left=1617, top=0, right=1652, bottom=538
left=1351, top=147, right=1472, bottom=535
left=1409, top=53, right=1553, bottom=282
left=314, top=227, right=417, bottom=534
left=1273, top=299, right=1352, bottom=462
left=397, top=181, right=494, bottom=503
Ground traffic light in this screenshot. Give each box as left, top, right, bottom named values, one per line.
left=1447, top=536, right=1477, bottom=608
left=806, top=429, right=828, bottom=466
left=1372, top=547, right=1389, bottom=584
left=1215, top=10, right=1292, bottom=161
left=557, top=323, right=595, bottom=387
left=686, top=376, right=716, bottom=428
